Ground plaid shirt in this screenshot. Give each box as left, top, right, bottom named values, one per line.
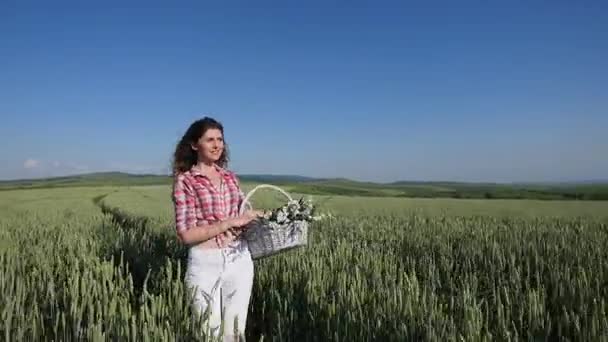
left=172, top=164, right=245, bottom=248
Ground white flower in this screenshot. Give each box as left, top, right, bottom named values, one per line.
left=287, top=201, right=299, bottom=215
left=311, top=212, right=333, bottom=221
left=276, top=210, right=288, bottom=223
left=300, top=207, right=312, bottom=217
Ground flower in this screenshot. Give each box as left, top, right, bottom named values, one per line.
left=257, top=196, right=330, bottom=229
left=276, top=209, right=288, bottom=224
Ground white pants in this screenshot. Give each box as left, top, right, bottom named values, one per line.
left=185, top=245, right=254, bottom=341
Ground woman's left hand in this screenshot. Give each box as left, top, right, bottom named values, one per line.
left=252, top=210, right=265, bottom=218
left=227, top=225, right=252, bottom=238
left=225, top=210, right=265, bottom=238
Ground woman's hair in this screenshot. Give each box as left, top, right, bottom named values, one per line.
left=172, top=117, right=230, bottom=175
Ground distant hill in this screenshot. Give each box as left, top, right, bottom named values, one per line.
left=0, top=172, right=319, bottom=190
left=0, top=172, right=171, bottom=189
left=238, top=174, right=318, bottom=183
left=0, top=172, right=324, bottom=187
left=2, top=172, right=607, bottom=200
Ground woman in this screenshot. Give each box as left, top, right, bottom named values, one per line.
left=172, top=117, right=260, bottom=341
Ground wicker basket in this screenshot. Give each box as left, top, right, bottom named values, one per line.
left=240, top=184, right=309, bottom=259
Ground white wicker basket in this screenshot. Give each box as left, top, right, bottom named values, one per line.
left=240, top=184, right=309, bottom=259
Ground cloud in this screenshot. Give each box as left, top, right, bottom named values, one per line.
left=23, top=159, right=41, bottom=169
left=19, top=159, right=91, bottom=179
left=12, top=158, right=166, bottom=180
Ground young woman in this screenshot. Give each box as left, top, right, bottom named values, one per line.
left=172, top=117, right=261, bottom=341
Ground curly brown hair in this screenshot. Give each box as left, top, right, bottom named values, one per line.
left=172, top=117, right=230, bottom=175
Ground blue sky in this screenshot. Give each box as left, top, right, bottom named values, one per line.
left=1, top=1, right=607, bottom=182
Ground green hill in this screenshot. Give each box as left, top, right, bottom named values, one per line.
left=2, top=172, right=607, bottom=200
left=0, top=172, right=171, bottom=189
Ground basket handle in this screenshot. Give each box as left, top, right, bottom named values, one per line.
left=239, top=184, right=293, bottom=215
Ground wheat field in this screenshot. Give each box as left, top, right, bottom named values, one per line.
left=1, top=185, right=608, bottom=341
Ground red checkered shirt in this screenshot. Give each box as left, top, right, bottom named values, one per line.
left=172, top=164, right=245, bottom=248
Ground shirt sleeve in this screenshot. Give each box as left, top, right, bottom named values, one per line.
left=173, top=175, right=197, bottom=233
left=233, top=173, right=246, bottom=207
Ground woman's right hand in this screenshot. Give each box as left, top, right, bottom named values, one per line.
left=227, top=211, right=261, bottom=229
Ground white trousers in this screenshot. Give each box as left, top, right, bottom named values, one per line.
left=185, top=245, right=254, bottom=341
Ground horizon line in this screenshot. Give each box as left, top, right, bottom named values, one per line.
left=1, top=170, right=607, bottom=186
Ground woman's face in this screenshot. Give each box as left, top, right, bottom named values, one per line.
left=192, top=128, right=224, bottom=163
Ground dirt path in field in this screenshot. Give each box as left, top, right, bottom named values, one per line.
left=92, top=193, right=110, bottom=206
left=91, top=191, right=187, bottom=300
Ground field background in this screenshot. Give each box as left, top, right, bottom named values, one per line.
left=1, top=174, right=608, bottom=341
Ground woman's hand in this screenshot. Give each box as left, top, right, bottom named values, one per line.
left=221, top=210, right=266, bottom=240
left=227, top=210, right=263, bottom=229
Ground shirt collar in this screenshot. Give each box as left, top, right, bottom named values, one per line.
left=189, top=163, right=229, bottom=178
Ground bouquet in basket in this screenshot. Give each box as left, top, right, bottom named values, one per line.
left=257, top=197, right=330, bottom=229
left=240, top=184, right=333, bottom=259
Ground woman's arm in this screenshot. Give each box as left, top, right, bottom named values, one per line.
left=233, top=173, right=248, bottom=210
left=173, top=175, right=256, bottom=246
left=178, top=213, right=258, bottom=245
left=176, top=220, right=232, bottom=245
